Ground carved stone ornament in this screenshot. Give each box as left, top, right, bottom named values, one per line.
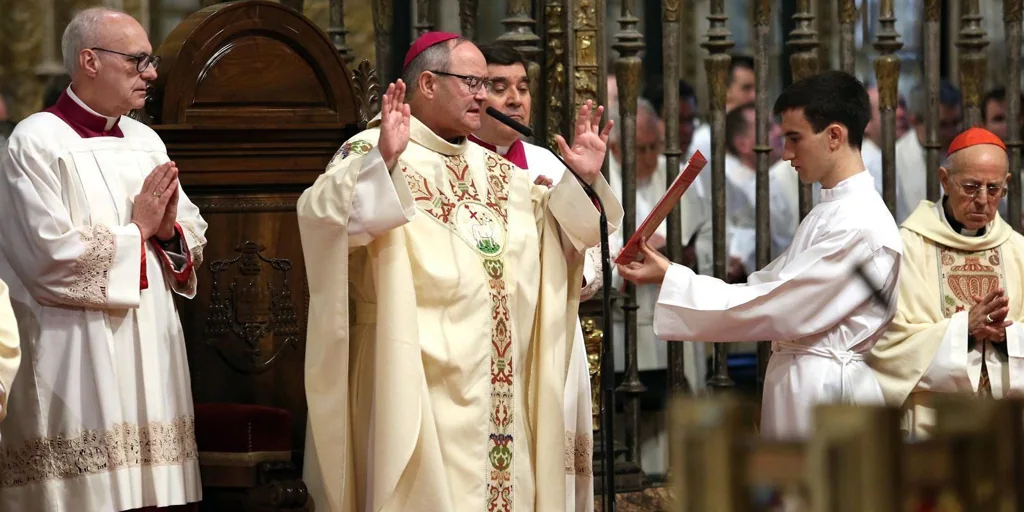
left=204, top=241, right=301, bottom=375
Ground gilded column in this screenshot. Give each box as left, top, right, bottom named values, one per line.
left=754, top=0, right=772, bottom=391
left=1004, top=0, right=1022, bottom=232
left=702, top=0, right=735, bottom=390
left=662, top=0, right=689, bottom=393
left=414, top=0, right=435, bottom=36
left=371, top=0, right=392, bottom=85
left=497, top=0, right=543, bottom=144
left=328, top=0, right=355, bottom=64
left=612, top=0, right=646, bottom=466
left=459, top=0, right=478, bottom=41
left=873, top=0, right=902, bottom=218
left=924, top=0, right=943, bottom=201
left=543, top=0, right=570, bottom=150
left=956, top=0, right=988, bottom=128
left=3, top=0, right=46, bottom=121
left=838, top=0, right=856, bottom=73
left=788, top=0, right=820, bottom=220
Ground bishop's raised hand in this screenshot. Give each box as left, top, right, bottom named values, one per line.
left=379, top=80, right=412, bottom=171
left=554, top=99, right=614, bottom=185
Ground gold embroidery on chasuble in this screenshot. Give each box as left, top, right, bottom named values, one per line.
left=936, top=245, right=1007, bottom=395
left=400, top=152, right=516, bottom=511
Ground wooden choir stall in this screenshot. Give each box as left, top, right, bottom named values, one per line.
left=146, top=2, right=364, bottom=509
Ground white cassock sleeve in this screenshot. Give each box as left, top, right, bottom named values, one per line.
left=0, top=136, right=145, bottom=309
left=654, top=224, right=899, bottom=342
left=300, top=146, right=417, bottom=247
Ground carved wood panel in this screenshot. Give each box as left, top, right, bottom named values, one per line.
left=150, top=0, right=360, bottom=460
left=180, top=194, right=310, bottom=453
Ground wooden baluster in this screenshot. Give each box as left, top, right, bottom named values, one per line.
left=956, top=0, right=988, bottom=129
left=924, top=0, right=943, bottom=202
left=1005, top=0, right=1023, bottom=232
left=933, top=397, right=1024, bottom=510
left=788, top=0, right=819, bottom=221
left=808, top=405, right=902, bottom=512
left=612, top=0, right=647, bottom=468
left=873, top=0, right=902, bottom=218
left=669, top=396, right=756, bottom=512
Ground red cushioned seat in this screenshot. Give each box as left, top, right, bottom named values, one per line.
left=194, top=403, right=292, bottom=453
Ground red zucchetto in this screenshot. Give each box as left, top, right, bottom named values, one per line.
left=947, top=127, right=1007, bottom=155
left=403, top=31, right=460, bottom=71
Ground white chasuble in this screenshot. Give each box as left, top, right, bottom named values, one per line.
left=653, top=171, right=902, bottom=440
left=0, top=110, right=206, bottom=511
left=870, top=201, right=1024, bottom=439
left=298, top=115, right=622, bottom=512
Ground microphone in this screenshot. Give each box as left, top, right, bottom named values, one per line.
left=485, top=105, right=617, bottom=512
left=486, top=106, right=534, bottom=138
left=485, top=106, right=597, bottom=198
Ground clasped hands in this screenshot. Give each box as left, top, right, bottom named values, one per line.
left=969, top=288, right=1014, bottom=343
left=132, top=161, right=179, bottom=241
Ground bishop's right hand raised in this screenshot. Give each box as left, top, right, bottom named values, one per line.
left=379, top=80, right=412, bottom=171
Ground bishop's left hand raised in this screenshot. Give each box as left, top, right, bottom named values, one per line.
left=555, top=99, right=614, bottom=185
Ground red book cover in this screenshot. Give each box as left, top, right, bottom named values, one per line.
left=614, top=151, right=708, bottom=265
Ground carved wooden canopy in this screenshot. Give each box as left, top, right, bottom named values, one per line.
left=148, top=0, right=360, bottom=187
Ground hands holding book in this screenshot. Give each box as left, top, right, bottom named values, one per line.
left=617, top=240, right=671, bottom=285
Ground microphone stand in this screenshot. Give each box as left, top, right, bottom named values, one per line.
left=484, top=107, right=616, bottom=509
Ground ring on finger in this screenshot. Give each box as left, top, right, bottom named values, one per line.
left=987, top=313, right=995, bottom=323
left=153, top=192, right=161, bottom=198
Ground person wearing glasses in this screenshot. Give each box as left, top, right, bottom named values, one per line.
left=297, top=32, right=621, bottom=512
left=0, top=7, right=206, bottom=511
left=870, top=127, right=1023, bottom=440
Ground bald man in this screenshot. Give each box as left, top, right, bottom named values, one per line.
left=0, top=7, right=206, bottom=511
left=870, top=127, right=1023, bottom=441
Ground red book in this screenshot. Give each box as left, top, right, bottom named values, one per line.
left=614, top=151, right=708, bottom=265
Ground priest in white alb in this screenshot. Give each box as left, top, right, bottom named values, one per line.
left=870, top=127, right=1024, bottom=440
left=0, top=278, right=19, bottom=431
left=468, top=41, right=600, bottom=512
left=617, top=71, right=903, bottom=440
left=0, top=7, right=206, bottom=512
left=297, top=32, right=622, bottom=512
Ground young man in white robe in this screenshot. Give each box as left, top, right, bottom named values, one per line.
left=0, top=278, right=19, bottom=430
left=0, top=7, right=207, bottom=512
left=617, top=70, right=903, bottom=440
left=870, top=127, right=1024, bottom=440
left=297, top=32, right=622, bottom=512
left=468, top=42, right=599, bottom=512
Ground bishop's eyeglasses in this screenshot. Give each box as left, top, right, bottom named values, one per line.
left=91, top=48, right=161, bottom=73
left=951, top=178, right=1008, bottom=201
left=430, top=70, right=492, bottom=93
